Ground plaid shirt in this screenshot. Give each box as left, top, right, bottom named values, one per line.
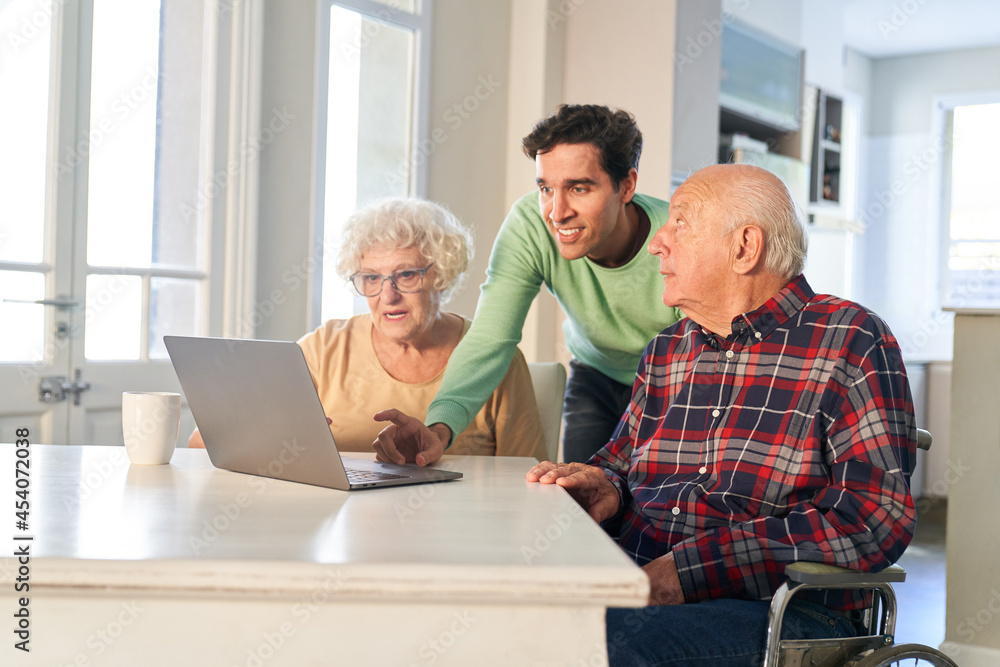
left=592, top=275, right=916, bottom=606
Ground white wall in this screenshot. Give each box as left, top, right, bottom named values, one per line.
left=672, top=0, right=722, bottom=177
left=855, top=46, right=1000, bottom=363
left=423, top=0, right=514, bottom=320
left=255, top=0, right=319, bottom=342
left=562, top=0, right=676, bottom=201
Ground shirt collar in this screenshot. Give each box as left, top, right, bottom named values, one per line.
left=729, top=274, right=814, bottom=343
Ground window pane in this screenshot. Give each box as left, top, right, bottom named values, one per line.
left=86, top=0, right=161, bottom=269
left=945, top=103, right=1000, bottom=307
left=85, top=274, right=142, bottom=360
left=0, top=271, right=45, bottom=362
left=0, top=0, right=51, bottom=264
left=322, top=5, right=414, bottom=322
left=148, top=278, right=200, bottom=360
left=950, top=103, right=1000, bottom=240
left=154, top=0, right=207, bottom=270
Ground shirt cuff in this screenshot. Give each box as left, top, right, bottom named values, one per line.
left=669, top=538, right=716, bottom=603
left=425, top=401, right=472, bottom=449
left=597, top=470, right=629, bottom=533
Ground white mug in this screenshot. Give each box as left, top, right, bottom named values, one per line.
left=122, top=391, right=182, bottom=465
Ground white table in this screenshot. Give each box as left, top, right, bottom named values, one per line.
left=1, top=445, right=647, bottom=666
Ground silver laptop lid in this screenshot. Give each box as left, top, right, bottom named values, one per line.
left=165, top=335, right=462, bottom=490
left=164, top=335, right=355, bottom=489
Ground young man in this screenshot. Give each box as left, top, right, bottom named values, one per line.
left=373, top=104, right=682, bottom=465
left=528, top=164, right=917, bottom=666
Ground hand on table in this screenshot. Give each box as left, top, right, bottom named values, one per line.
left=373, top=409, right=449, bottom=467
left=525, top=461, right=621, bottom=523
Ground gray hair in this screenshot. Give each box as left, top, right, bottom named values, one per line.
left=335, top=198, right=474, bottom=303
left=721, top=167, right=808, bottom=280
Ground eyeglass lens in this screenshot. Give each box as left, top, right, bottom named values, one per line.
left=351, top=268, right=427, bottom=296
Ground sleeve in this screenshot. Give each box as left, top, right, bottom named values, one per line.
left=589, top=344, right=653, bottom=535
left=488, top=348, right=548, bottom=460
left=425, top=197, right=547, bottom=439
left=670, top=330, right=918, bottom=603
left=296, top=322, right=329, bottom=390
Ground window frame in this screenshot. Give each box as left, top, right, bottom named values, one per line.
left=308, top=0, right=433, bottom=329
left=933, top=90, right=1000, bottom=310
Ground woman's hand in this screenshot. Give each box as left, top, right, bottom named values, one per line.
left=188, top=428, right=205, bottom=449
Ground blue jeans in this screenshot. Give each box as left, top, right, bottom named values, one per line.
left=562, top=360, right=633, bottom=463
left=605, top=598, right=860, bottom=666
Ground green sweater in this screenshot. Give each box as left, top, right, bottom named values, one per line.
left=426, top=191, right=683, bottom=437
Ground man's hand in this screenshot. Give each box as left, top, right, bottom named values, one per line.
left=642, top=552, right=685, bottom=606
left=373, top=410, right=450, bottom=466
left=525, top=461, right=620, bottom=523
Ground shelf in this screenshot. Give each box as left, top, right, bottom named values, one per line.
left=808, top=212, right=864, bottom=233
left=809, top=88, right=849, bottom=207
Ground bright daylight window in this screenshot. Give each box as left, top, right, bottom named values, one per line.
left=85, top=0, right=205, bottom=361
left=942, top=102, right=1000, bottom=308
left=0, top=0, right=51, bottom=362
left=320, top=1, right=424, bottom=322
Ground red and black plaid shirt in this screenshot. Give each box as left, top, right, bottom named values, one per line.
left=592, top=275, right=917, bottom=606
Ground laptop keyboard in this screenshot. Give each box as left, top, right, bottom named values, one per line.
left=345, top=468, right=410, bottom=483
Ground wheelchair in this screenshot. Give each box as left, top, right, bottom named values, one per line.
left=762, top=429, right=958, bottom=667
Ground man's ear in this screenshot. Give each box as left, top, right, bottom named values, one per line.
left=732, top=225, right=764, bottom=275
left=617, top=168, right=638, bottom=204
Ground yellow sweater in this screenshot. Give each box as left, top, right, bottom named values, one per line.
left=297, top=314, right=547, bottom=459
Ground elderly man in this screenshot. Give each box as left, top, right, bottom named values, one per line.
left=528, top=164, right=917, bottom=666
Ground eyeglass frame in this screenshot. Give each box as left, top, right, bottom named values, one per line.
left=348, top=263, right=435, bottom=297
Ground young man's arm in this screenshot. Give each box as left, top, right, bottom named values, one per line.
left=375, top=195, right=547, bottom=464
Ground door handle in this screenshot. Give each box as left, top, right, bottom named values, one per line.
left=39, top=370, right=91, bottom=406
left=4, top=296, right=82, bottom=311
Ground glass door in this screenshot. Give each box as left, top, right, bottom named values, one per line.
left=0, top=0, right=216, bottom=445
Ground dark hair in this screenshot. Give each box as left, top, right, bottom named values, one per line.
left=521, top=104, right=642, bottom=190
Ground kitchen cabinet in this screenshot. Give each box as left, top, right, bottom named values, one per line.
left=810, top=89, right=844, bottom=204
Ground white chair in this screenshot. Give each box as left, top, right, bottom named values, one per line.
left=527, top=362, right=567, bottom=461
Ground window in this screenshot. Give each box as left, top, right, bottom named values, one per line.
left=941, top=100, right=1000, bottom=308
left=0, top=0, right=208, bottom=364
left=0, top=0, right=225, bottom=445
left=316, top=0, right=431, bottom=323
left=0, top=0, right=53, bottom=362
left=84, top=0, right=207, bottom=361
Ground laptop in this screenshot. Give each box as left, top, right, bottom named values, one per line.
left=163, top=335, right=463, bottom=490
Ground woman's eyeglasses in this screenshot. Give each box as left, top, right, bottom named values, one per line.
left=349, top=264, right=434, bottom=297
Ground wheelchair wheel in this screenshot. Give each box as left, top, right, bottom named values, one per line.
left=850, top=643, right=959, bottom=666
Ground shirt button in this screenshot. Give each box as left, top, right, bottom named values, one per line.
left=712, top=409, right=721, bottom=418
left=699, top=466, right=707, bottom=474
left=726, top=350, right=734, bottom=359
left=671, top=507, right=681, bottom=516
left=755, top=332, right=762, bottom=339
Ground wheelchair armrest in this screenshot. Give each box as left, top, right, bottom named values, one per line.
left=784, top=562, right=906, bottom=586
left=917, top=428, right=932, bottom=451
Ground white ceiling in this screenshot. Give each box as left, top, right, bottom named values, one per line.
left=839, top=0, right=1000, bottom=58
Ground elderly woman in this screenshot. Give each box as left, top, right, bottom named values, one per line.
left=191, top=198, right=546, bottom=458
